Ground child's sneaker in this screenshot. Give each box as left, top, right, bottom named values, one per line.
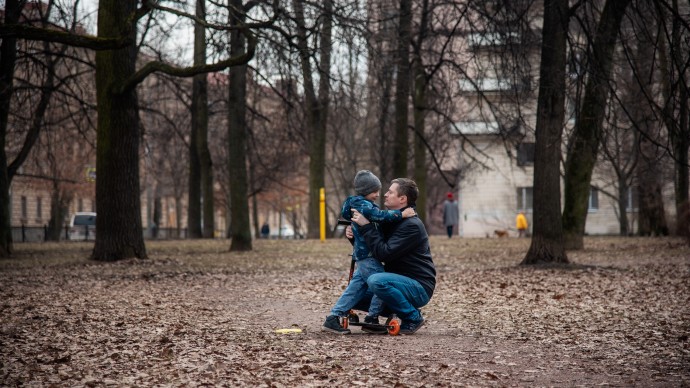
left=362, top=315, right=387, bottom=334
left=322, top=315, right=351, bottom=334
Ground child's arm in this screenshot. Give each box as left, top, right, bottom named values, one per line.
left=401, top=207, right=416, bottom=218
left=341, top=201, right=351, bottom=220
left=354, top=199, right=411, bottom=223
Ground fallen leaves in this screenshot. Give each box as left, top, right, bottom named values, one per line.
left=0, top=236, right=688, bottom=386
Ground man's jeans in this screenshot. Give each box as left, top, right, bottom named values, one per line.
left=330, top=257, right=385, bottom=317
left=365, top=272, right=429, bottom=322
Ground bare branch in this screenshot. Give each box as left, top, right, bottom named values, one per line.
left=0, top=24, right=134, bottom=50
left=118, top=31, right=257, bottom=93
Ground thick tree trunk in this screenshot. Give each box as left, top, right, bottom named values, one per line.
left=393, top=0, right=412, bottom=178
left=0, top=0, right=22, bottom=257
left=522, top=0, right=569, bottom=265
left=228, top=0, right=252, bottom=251
left=91, top=0, right=147, bottom=261
left=562, top=0, right=632, bottom=250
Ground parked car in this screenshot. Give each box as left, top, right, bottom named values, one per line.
left=270, top=225, right=296, bottom=239
left=69, top=212, right=96, bottom=241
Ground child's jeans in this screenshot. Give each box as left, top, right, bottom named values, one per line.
left=330, top=257, right=385, bottom=317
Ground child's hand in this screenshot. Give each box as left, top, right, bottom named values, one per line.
left=402, top=207, right=416, bottom=218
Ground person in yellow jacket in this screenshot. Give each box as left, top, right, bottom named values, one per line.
left=516, top=211, right=528, bottom=237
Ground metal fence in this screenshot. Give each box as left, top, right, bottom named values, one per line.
left=11, top=226, right=190, bottom=243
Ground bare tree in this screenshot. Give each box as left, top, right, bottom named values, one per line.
left=656, top=0, right=689, bottom=239
left=228, top=0, right=253, bottom=250
left=562, top=0, right=633, bottom=250
left=292, top=0, right=333, bottom=238
left=393, top=0, right=412, bottom=177
left=522, top=0, right=569, bottom=265
left=188, top=0, right=214, bottom=239
left=2, top=0, right=266, bottom=260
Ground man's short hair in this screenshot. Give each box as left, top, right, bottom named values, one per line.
left=392, top=178, right=419, bottom=206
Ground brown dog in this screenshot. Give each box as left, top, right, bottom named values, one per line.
left=494, top=229, right=509, bottom=238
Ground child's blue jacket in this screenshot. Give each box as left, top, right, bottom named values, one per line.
left=341, top=195, right=403, bottom=261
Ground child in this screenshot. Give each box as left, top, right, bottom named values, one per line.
left=322, top=170, right=416, bottom=334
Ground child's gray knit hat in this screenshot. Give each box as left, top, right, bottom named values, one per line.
left=354, top=170, right=382, bottom=196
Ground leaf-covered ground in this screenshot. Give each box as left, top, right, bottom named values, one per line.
left=1, top=236, right=688, bottom=386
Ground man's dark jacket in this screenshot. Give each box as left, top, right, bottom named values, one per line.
left=359, top=213, right=436, bottom=298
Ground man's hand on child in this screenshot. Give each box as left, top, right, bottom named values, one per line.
left=402, top=207, right=416, bottom=218
left=351, top=209, right=370, bottom=226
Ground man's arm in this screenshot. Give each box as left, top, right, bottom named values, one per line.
left=358, top=221, right=421, bottom=262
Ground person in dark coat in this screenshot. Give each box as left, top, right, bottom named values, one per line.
left=443, top=192, right=459, bottom=238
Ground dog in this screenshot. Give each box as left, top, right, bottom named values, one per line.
left=494, top=229, right=509, bottom=238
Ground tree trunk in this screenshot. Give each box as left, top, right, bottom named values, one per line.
left=617, top=176, right=629, bottom=236
left=637, top=146, right=669, bottom=236
left=188, top=108, right=202, bottom=240
left=412, top=0, right=430, bottom=224
left=228, top=0, right=252, bottom=251
left=189, top=0, right=213, bottom=239
left=0, top=0, right=22, bottom=257
left=91, top=0, right=147, bottom=260
left=188, top=116, right=202, bottom=237
left=152, top=188, right=161, bottom=238
left=47, top=181, right=70, bottom=241
left=667, top=0, right=690, bottom=239
left=522, top=0, right=569, bottom=265
left=674, top=86, right=689, bottom=240
left=562, top=0, right=632, bottom=250
left=293, top=0, right=332, bottom=239
left=196, top=0, right=214, bottom=239
left=393, top=0, right=412, bottom=178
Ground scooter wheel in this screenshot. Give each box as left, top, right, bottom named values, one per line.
left=341, top=316, right=349, bottom=329
left=348, top=312, right=359, bottom=323
left=387, top=318, right=401, bottom=336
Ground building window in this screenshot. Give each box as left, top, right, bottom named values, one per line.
left=78, top=198, right=83, bottom=212
left=21, top=196, right=28, bottom=221
left=588, top=187, right=599, bottom=212
left=36, top=197, right=42, bottom=221
left=517, top=187, right=533, bottom=211
left=516, top=142, right=535, bottom=166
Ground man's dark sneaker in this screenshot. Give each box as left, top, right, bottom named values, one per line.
left=322, top=315, right=351, bottom=334
left=399, top=317, right=425, bottom=335
left=362, top=315, right=387, bottom=334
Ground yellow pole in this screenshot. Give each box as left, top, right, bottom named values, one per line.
left=319, top=187, right=326, bottom=241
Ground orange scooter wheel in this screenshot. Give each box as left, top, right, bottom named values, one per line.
left=387, top=318, right=401, bottom=336
left=341, top=316, right=349, bottom=329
